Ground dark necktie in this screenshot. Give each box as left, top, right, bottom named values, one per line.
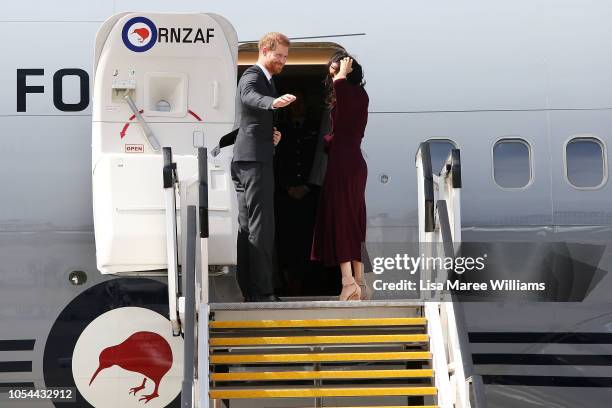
left=269, top=77, right=278, bottom=124
left=269, top=77, right=277, bottom=97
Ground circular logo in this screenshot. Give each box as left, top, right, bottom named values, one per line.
left=72, top=307, right=183, bottom=407
left=43, top=278, right=182, bottom=408
left=122, top=16, right=158, bottom=52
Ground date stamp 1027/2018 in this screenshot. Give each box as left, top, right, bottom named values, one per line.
left=2, top=387, right=76, bottom=402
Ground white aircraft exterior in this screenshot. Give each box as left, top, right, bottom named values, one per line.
left=2, top=1, right=612, bottom=407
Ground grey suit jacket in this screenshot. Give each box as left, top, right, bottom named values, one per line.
left=233, top=65, right=278, bottom=163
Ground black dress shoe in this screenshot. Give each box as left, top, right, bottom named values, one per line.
left=247, top=294, right=281, bottom=302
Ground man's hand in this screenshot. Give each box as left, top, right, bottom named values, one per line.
left=273, top=127, right=281, bottom=146
left=272, top=94, right=296, bottom=108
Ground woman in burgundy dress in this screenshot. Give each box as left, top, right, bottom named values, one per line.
left=311, top=52, right=369, bottom=301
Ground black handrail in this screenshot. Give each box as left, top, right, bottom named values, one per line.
left=417, top=142, right=435, bottom=232
left=435, top=200, right=455, bottom=262
left=439, top=148, right=462, bottom=189
left=450, top=149, right=462, bottom=188
left=163, top=147, right=176, bottom=189
left=198, top=148, right=209, bottom=238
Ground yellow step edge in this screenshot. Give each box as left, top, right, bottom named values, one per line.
left=210, top=334, right=428, bottom=346
left=210, top=317, right=426, bottom=329
left=209, top=386, right=437, bottom=399
left=211, top=369, right=434, bottom=381
left=287, top=406, right=439, bottom=408
left=259, top=406, right=438, bottom=408
left=210, top=351, right=431, bottom=364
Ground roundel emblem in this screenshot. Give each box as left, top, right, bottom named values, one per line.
left=73, top=307, right=183, bottom=407
left=43, top=278, right=182, bottom=407
left=122, top=16, right=158, bottom=52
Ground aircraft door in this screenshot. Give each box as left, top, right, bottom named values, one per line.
left=91, top=13, right=238, bottom=273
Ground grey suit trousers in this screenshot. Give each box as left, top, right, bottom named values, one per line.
left=231, top=161, right=275, bottom=296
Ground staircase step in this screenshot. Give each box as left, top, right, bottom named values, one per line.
left=211, top=369, right=434, bottom=381
left=210, top=300, right=424, bottom=310
left=209, top=386, right=437, bottom=399
left=210, top=317, right=426, bottom=329
left=210, top=351, right=431, bottom=364
left=210, top=334, right=428, bottom=346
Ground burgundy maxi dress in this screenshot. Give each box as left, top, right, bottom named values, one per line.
left=311, top=78, right=369, bottom=266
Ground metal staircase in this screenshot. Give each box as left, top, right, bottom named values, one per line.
left=208, top=302, right=438, bottom=407
left=173, top=141, right=486, bottom=408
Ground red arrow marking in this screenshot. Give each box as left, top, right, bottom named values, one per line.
left=120, top=123, right=130, bottom=139
left=188, top=109, right=203, bottom=121
left=119, top=110, right=144, bottom=139
left=119, top=109, right=202, bottom=139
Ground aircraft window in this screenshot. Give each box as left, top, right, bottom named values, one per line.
left=426, top=139, right=457, bottom=174
left=565, top=138, right=606, bottom=188
left=156, top=99, right=171, bottom=112
left=493, top=139, right=531, bottom=188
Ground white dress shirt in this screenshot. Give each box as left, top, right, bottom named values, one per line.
left=256, top=62, right=273, bottom=82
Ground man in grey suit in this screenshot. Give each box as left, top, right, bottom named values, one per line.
left=232, top=32, right=296, bottom=302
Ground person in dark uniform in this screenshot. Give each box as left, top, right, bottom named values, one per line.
left=274, top=92, right=320, bottom=295
left=231, top=32, right=296, bottom=302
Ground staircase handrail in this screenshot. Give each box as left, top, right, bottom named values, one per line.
left=416, top=143, right=487, bottom=408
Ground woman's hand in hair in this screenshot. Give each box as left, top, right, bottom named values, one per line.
left=334, top=57, right=353, bottom=81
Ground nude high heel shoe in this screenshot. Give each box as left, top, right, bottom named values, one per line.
left=355, top=276, right=371, bottom=301
left=339, top=277, right=361, bottom=301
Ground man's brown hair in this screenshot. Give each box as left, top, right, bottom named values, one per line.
left=258, top=32, right=290, bottom=51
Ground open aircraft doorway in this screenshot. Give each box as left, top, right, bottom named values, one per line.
left=236, top=42, right=345, bottom=298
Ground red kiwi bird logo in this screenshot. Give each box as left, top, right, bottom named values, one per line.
left=132, top=28, right=150, bottom=43
left=89, top=331, right=173, bottom=404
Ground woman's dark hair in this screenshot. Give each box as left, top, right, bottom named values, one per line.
left=324, top=51, right=365, bottom=106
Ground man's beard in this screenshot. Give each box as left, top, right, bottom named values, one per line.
left=268, top=62, right=284, bottom=75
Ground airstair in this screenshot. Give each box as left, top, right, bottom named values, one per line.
left=96, top=131, right=486, bottom=407
left=104, top=139, right=484, bottom=407
left=192, top=142, right=484, bottom=408
left=90, top=12, right=485, bottom=408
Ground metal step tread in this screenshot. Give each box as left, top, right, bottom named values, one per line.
left=210, top=334, right=429, bottom=346
left=210, top=318, right=427, bottom=329
left=210, top=351, right=432, bottom=364
left=210, top=300, right=424, bottom=310
left=209, top=386, right=438, bottom=399
left=211, top=368, right=434, bottom=381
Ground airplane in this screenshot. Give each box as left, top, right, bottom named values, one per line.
left=2, top=1, right=612, bottom=407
